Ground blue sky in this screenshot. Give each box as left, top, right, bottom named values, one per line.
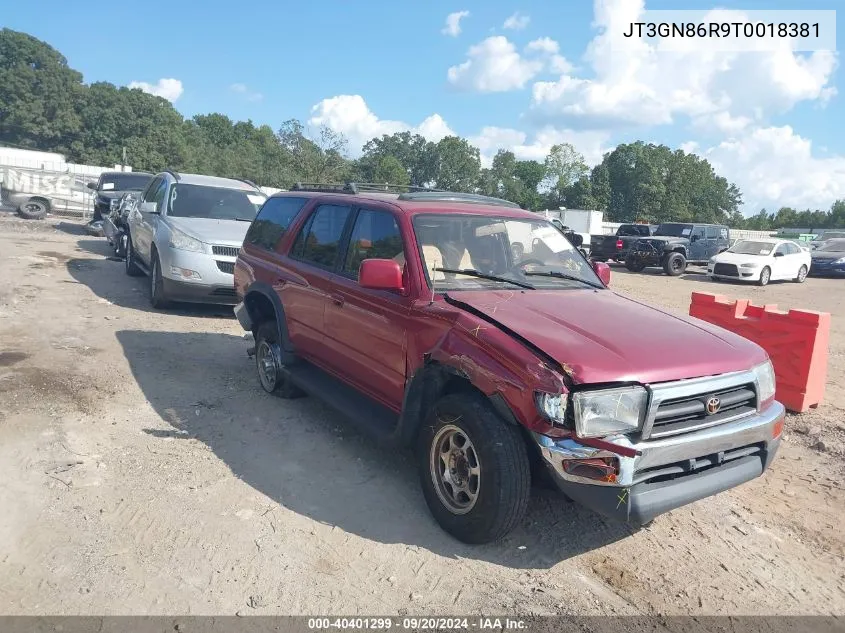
left=4, top=0, right=844, bottom=214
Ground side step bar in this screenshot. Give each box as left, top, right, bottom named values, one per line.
left=283, top=361, right=400, bottom=444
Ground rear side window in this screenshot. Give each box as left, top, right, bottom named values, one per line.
left=706, top=226, right=718, bottom=239
left=245, top=197, right=308, bottom=251
left=291, top=204, right=353, bottom=268
left=343, top=209, right=404, bottom=277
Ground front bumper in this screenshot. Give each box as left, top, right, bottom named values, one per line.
left=707, top=265, right=760, bottom=281
left=809, top=263, right=845, bottom=276
left=533, top=400, right=784, bottom=524
left=627, top=250, right=663, bottom=266
left=157, top=245, right=239, bottom=305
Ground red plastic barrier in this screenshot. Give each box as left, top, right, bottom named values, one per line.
left=689, top=292, right=830, bottom=413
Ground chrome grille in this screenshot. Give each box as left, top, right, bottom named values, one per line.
left=212, top=245, right=240, bottom=257
left=641, top=369, right=759, bottom=440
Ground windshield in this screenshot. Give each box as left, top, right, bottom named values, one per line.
left=816, top=239, right=845, bottom=252
left=618, top=224, right=652, bottom=236
left=99, top=173, right=152, bottom=191
left=411, top=214, right=601, bottom=290
left=167, top=184, right=266, bottom=221
left=817, top=232, right=845, bottom=241
left=728, top=240, right=776, bottom=256
left=655, top=223, right=692, bottom=237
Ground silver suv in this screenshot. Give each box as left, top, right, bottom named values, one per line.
left=125, top=170, right=267, bottom=308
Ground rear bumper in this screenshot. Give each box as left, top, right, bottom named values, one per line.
left=234, top=301, right=253, bottom=331
left=533, top=400, right=784, bottom=524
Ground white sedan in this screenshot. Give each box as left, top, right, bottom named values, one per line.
left=707, top=238, right=810, bottom=286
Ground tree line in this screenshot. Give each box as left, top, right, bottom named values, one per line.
left=1, top=28, right=843, bottom=229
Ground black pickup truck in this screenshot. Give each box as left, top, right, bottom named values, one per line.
left=590, top=223, right=656, bottom=262
left=625, top=222, right=731, bottom=276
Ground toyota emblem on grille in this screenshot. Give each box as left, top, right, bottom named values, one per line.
left=705, top=396, right=721, bottom=415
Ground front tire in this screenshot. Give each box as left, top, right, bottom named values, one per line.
left=664, top=252, right=686, bottom=276
left=795, top=265, right=808, bottom=283
left=125, top=235, right=143, bottom=276
left=417, top=393, right=530, bottom=544
left=758, top=266, right=771, bottom=286
left=149, top=252, right=172, bottom=309
left=254, top=321, right=305, bottom=398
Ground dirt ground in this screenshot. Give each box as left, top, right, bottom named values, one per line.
left=0, top=215, right=843, bottom=616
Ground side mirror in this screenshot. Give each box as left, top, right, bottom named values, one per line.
left=773, top=252, right=784, bottom=258
left=358, top=259, right=404, bottom=292
left=592, top=261, right=611, bottom=286
left=690, top=234, right=699, bottom=242
left=137, top=201, right=159, bottom=214
left=86, top=182, right=98, bottom=191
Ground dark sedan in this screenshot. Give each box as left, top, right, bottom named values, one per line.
left=809, top=238, right=845, bottom=276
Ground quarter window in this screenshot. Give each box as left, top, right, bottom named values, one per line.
left=245, top=197, right=308, bottom=251
left=343, top=210, right=404, bottom=277
left=291, top=204, right=353, bottom=268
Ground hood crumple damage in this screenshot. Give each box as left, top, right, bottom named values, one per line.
left=444, top=289, right=767, bottom=386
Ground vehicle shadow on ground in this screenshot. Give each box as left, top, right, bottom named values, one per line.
left=66, top=240, right=235, bottom=319
left=116, top=328, right=637, bottom=569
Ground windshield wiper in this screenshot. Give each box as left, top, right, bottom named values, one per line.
left=232, top=217, right=254, bottom=222
left=522, top=270, right=604, bottom=289
left=434, top=268, right=535, bottom=290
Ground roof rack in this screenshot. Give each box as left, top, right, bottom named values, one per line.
left=163, top=169, right=181, bottom=181
left=287, top=182, right=521, bottom=209
left=396, top=191, right=521, bottom=209
left=289, top=182, right=442, bottom=195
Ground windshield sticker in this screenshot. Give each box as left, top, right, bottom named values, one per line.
left=101, top=182, right=115, bottom=190
left=475, top=224, right=506, bottom=237
left=681, top=228, right=691, bottom=236
left=247, top=194, right=266, bottom=205
left=535, top=226, right=572, bottom=253
left=760, top=249, right=772, bottom=256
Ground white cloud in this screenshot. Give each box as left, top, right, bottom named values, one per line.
left=528, top=0, right=838, bottom=129
left=128, top=78, right=183, bottom=102
left=308, top=95, right=455, bottom=154
left=526, top=37, right=573, bottom=74
left=503, top=12, right=530, bottom=30
left=699, top=125, right=845, bottom=213
left=448, top=36, right=544, bottom=92
left=229, top=83, right=263, bottom=102
left=442, top=11, right=470, bottom=37
left=470, top=125, right=611, bottom=168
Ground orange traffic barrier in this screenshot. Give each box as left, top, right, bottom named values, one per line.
left=689, top=292, right=830, bottom=413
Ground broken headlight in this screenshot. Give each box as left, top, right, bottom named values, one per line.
left=535, top=392, right=568, bottom=425
left=572, top=386, right=648, bottom=438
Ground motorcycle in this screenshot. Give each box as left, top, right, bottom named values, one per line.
left=102, top=192, right=138, bottom=258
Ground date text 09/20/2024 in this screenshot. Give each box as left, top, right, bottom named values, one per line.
left=307, top=617, right=527, bottom=630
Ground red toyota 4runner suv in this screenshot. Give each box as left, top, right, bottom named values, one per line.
left=233, top=184, right=784, bottom=544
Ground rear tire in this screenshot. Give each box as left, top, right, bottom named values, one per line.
left=664, top=252, right=686, bottom=276
left=125, top=234, right=143, bottom=276
left=17, top=198, right=48, bottom=220
left=758, top=266, right=771, bottom=286
left=795, top=265, right=808, bottom=283
left=254, top=321, right=305, bottom=399
left=149, top=253, right=172, bottom=309
left=417, top=393, right=530, bottom=544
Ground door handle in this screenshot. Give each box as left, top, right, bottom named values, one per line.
left=330, top=294, right=344, bottom=307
